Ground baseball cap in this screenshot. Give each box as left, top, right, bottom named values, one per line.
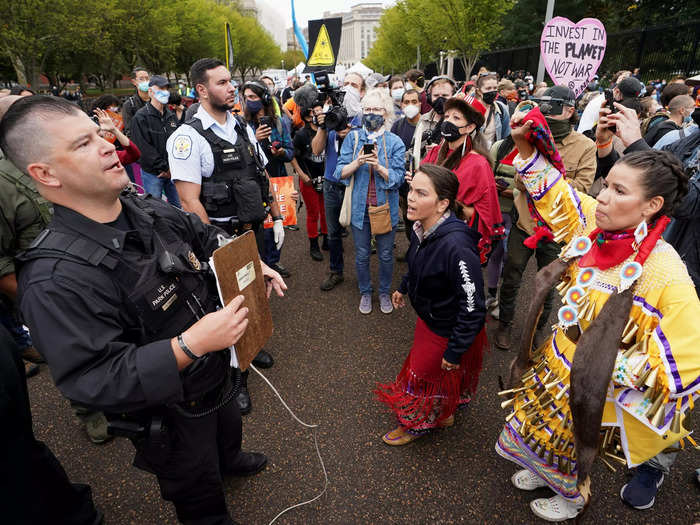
left=366, top=72, right=391, bottom=88
left=542, top=85, right=576, bottom=105
left=148, top=75, right=169, bottom=88
left=616, top=77, right=644, bottom=98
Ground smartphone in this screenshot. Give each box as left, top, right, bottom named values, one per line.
left=259, top=116, right=273, bottom=128
left=604, top=89, right=617, bottom=133
left=363, top=143, right=375, bottom=155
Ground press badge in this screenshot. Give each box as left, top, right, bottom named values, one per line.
left=236, top=261, right=255, bottom=291
left=221, top=148, right=242, bottom=167
left=147, top=278, right=180, bottom=311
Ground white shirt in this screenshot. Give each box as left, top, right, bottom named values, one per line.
left=577, top=93, right=604, bottom=133
left=167, top=105, right=268, bottom=186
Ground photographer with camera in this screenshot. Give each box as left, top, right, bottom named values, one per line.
left=312, top=72, right=365, bottom=291
left=415, top=76, right=456, bottom=159
left=291, top=96, right=328, bottom=261
left=242, top=80, right=294, bottom=279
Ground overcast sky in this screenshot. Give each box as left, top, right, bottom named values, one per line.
left=268, top=0, right=396, bottom=29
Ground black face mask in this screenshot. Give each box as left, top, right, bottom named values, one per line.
left=431, top=96, right=447, bottom=115
left=440, top=121, right=465, bottom=142
left=482, top=91, right=498, bottom=105
left=693, top=107, right=700, bottom=126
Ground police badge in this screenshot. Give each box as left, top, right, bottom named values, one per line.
left=187, top=251, right=201, bottom=271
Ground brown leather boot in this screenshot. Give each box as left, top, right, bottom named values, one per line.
left=495, top=322, right=512, bottom=350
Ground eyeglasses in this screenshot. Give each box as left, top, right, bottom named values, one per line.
left=364, top=107, right=385, bottom=114
left=479, top=71, right=497, bottom=77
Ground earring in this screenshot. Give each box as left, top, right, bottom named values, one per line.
left=633, top=220, right=648, bottom=249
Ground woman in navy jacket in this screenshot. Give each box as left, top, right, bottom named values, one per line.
left=376, top=163, right=487, bottom=445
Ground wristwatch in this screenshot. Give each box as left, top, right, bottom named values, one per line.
left=177, top=333, right=200, bottom=360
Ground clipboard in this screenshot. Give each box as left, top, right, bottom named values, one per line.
left=210, top=230, right=273, bottom=371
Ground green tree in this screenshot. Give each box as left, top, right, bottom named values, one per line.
left=365, top=3, right=417, bottom=73
left=281, top=49, right=306, bottom=69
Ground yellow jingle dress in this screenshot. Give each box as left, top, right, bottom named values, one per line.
left=495, top=150, right=700, bottom=499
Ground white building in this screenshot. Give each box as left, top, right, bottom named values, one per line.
left=240, top=0, right=287, bottom=51
left=323, top=3, right=384, bottom=68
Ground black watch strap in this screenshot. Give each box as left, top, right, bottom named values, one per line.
left=177, top=334, right=200, bottom=360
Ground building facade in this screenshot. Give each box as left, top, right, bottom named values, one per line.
left=322, top=3, right=384, bottom=68
left=240, top=0, right=287, bottom=52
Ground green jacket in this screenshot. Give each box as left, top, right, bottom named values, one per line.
left=0, top=152, right=53, bottom=278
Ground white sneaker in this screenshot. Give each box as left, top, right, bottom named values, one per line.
left=512, top=469, right=549, bottom=491
left=490, top=306, right=500, bottom=320
left=485, top=295, right=499, bottom=310
left=530, top=494, right=583, bottom=522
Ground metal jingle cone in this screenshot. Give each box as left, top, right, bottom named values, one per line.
left=540, top=369, right=553, bottom=384
left=551, top=214, right=568, bottom=225
left=534, top=360, right=547, bottom=373
left=644, top=366, right=659, bottom=389
left=498, top=385, right=529, bottom=396
left=583, top=300, right=596, bottom=322
left=600, top=428, right=611, bottom=450
left=599, top=455, right=617, bottom=473
left=640, top=334, right=649, bottom=354
left=537, top=443, right=547, bottom=459
left=546, top=448, right=555, bottom=465
left=635, top=367, right=652, bottom=389
left=505, top=410, right=518, bottom=423
left=549, top=203, right=564, bottom=218
left=622, top=341, right=641, bottom=359
left=500, top=397, right=516, bottom=410
left=670, top=407, right=683, bottom=434
left=555, top=384, right=570, bottom=400
left=632, top=357, right=649, bottom=377
left=646, top=390, right=665, bottom=419
left=558, top=454, right=567, bottom=472
left=553, top=191, right=563, bottom=207
left=621, top=322, right=639, bottom=344
left=621, top=318, right=635, bottom=338
left=605, top=452, right=627, bottom=466
left=551, top=432, right=562, bottom=449
left=650, top=402, right=667, bottom=428
left=556, top=279, right=570, bottom=293
left=644, top=385, right=657, bottom=401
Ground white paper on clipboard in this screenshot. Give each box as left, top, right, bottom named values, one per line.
left=208, top=255, right=240, bottom=369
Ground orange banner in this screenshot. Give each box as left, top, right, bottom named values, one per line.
left=264, top=175, right=297, bottom=228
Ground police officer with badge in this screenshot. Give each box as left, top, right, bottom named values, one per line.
left=1, top=95, right=287, bottom=525
left=168, top=58, right=282, bottom=414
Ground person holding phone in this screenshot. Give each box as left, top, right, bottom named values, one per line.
left=242, top=80, right=294, bottom=278
left=335, top=88, right=406, bottom=315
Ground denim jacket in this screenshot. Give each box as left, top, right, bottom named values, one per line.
left=334, top=128, right=406, bottom=230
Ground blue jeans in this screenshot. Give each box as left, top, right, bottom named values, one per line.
left=351, top=211, right=395, bottom=295
left=323, top=180, right=345, bottom=274
left=141, top=169, right=181, bottom=208
left=262, top=227, right=281, bottom=266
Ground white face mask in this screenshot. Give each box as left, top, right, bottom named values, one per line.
left=342, top=85, right=362, bottom=118
left=403, top=104, right=420, bottom=119
left=108, top=106, right=119, bottom=113
left=322, top=104, right=331, bottom=113
left=391, top=87, right=405, bottom=101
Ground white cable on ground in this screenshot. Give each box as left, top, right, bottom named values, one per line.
left=249, top=363, right=329, bottom=525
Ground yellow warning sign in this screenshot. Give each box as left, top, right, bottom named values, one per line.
left=307, top=24, right=335, bottom=66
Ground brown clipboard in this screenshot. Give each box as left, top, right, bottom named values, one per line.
left=211, top=230, right=273, bottom=371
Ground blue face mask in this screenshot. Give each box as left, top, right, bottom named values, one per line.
left=138, top=81, right=149, bottom=92
left=247, top=99, right=263, bottom=114
left=363, top=113, right=384, bottom=132
left=683, top=114, right=693, bottom=124
left=153, top=89, right=170, bottom=104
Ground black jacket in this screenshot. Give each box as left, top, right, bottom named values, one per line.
left=399, top=214, right=486, bottom=363
left=122, top=92, right=148, bottom=137
left=644, top=119, right=680, bottom=148
left=130, top=102, right=179, bottom=174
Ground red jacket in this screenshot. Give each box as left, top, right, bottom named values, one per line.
left=117, top=140, right=141, bottom=166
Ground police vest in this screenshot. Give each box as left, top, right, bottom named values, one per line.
left=187, top=117, right=268, bottom=223
left=17, top=193, right=228, bottom=403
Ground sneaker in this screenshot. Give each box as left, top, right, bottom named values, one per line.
left=320, top=272, right=343, bottom=291
left=530, top=494, right=583, bottom=522
left=379, top=294, right=393, bottom=314
left=359, top=294, right=372, bottom=314
left=84, top=411, right=114, bottom=445
left=270, top=263, right=291, bottom=278
left=620, top=464, right=665, bottom=510
left=22, top=346, right=46, bottom=364
left=485, top=295, right=498, bottom=310
left=490, top=306, right=500, bottom=320
left=511, top=469, right=549, bottom=491
left=495, top=322, right=511, bottom=350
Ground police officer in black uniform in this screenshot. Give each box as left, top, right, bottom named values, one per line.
left=1, top=95, right=287, bottom=525
left=169, top=58, right=283, bottom=414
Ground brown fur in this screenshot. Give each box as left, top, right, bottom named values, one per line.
left=507, top=257, right=568, bottom=388
left=570, top=288, right=634, bottom=496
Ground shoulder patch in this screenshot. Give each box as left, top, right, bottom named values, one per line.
left=172, top=135, right=192, bottom=160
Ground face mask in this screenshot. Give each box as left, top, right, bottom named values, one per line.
left=440, top=121, right=465, bottom=142
left=138, top=81, right=149, bottom=92
left=431, top=96, right=446, bottom=115
left=108, top=106, right=119, bottom=113
left=692, top=107, right=700, bottom=126
left=246, top=99, right=263, bottom=114
left=683, top=113, right=693, bottom=124
left=342, top=86, right=362, bottom=118
left=153, top=90, right=170, bottom=104
left=363, top=113, right=385, bottom=132
left=322, top=104, right=331, bottom=113
left=403, top=104, right=420, bottom=119
left=391, top=88, right=405, bottom=101
left=482, top=91, right=498, bottom=105
left=545, top=117, right=572, bottom=141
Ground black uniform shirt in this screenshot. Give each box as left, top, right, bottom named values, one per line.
left=130, top=102, right=180, bottom=174
left=18, top=194, right=225, bottom=413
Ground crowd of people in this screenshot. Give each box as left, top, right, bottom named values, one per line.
left=1, top=55, right=699, bottom=524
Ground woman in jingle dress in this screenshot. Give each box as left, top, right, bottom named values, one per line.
left=495, top=101, right=700, bottom=522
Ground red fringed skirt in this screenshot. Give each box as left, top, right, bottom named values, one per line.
left=375, top=317, right=487, bottom=434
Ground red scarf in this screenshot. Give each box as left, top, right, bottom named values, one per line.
left=579, top=217, right=671, bottom=271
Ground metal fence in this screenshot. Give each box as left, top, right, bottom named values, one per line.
left=426, top=20, right=700, bottom=83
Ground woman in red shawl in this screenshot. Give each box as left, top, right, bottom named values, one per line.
left=422, top=96, right=504, bottom=263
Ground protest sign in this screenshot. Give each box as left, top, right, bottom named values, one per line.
left=264, top=175, right=297, bottom=228
left=304, top=18, right=342, bottom=73
left=540, top=17, right=606, bottom=99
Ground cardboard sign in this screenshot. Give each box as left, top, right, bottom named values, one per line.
left=263, top=175, right=297, bottom=228
left=304, top=18, right=342, bottom=73
left=540, top=17, right=606, bottom=99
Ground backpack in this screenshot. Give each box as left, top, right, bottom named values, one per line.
left=640, top=111, right=670, bottom=137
